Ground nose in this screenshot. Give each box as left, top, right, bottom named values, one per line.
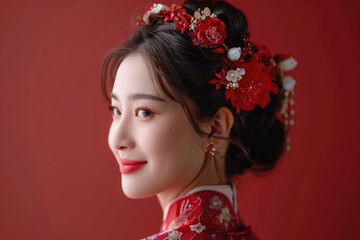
left=108, top=116, right=135, bottom=151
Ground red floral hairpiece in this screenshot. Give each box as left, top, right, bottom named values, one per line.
left=136, top=3, right=297, bottom=150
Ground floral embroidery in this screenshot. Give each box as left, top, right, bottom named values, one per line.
left=217, top=206, right=232, bottom=230
left=167, top=216, right=187, bottom=232
left=190, top=222, right=206, bottom=233
left=152, top=190, right=253, bottom=240
left=167, top=198, right=195, bottom=230
left=208, top=195, right=224, bottom=211
left=168, top=230, right=181, bottom=240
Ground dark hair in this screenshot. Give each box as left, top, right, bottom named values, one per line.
left=101, top=0, right=285, bottom=177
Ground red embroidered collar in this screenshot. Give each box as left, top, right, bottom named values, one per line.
left=158, top=190, right=252, bottom=239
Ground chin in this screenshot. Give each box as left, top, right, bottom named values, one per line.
left=121, top=176, right=154, bottom=199
left=123, top=189, right=145, bottom=199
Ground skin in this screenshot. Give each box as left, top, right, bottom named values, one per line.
left=108, top=53, right=234, bottom=211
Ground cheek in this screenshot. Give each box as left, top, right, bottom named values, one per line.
left=142, top=115, right=204, bottom=179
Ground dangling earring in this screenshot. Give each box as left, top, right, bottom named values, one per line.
left=205, top=142, right=216, bottom=156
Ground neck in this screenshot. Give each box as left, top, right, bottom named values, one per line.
left=156, top=154, right=227, bottom=212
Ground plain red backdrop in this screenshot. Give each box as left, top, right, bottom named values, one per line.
left=0, top=0, right=359, bottom=239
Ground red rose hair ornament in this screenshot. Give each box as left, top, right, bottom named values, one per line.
left=135, top=3, right=297, bottom=150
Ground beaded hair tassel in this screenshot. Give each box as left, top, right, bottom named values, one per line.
left=275, top=56, right=297, bottom=151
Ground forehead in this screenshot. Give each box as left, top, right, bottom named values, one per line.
left=112, top=53, right=162, bottom=98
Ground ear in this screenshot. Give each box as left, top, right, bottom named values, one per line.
left=208, top=107, right=234, bottom=145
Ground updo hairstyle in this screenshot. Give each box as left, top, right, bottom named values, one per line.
left=101, top=0, right=285, bottom=177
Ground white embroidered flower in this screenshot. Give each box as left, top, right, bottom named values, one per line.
left=278, top=57, right=298, bottom=71
left=208, top=195, right=224, bottom=211
left=216, top=206, right=232, bottom=230
left=168, top=230, right=181, bottom=240
left=143, top=4, right=168, bottom=24
left=190, top=222, right=206, bottom=233
left=282, top=76, right=296, bottom=91
left=226, top=68, right=245, bottom=82
left=217, top=206, right=232, bottom=223
left=227, top=47, right=242, bottom=61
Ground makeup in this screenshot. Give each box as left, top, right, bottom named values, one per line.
left=119, top=158, right=147, bottom=174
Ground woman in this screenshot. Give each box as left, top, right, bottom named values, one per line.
left=101, top=0, right=297, bottom=239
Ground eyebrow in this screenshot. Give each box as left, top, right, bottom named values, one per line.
left=110, top=92, right=166, bottom=102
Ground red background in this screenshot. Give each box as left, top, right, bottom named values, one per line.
left=1, top=0, right=359, bottom=239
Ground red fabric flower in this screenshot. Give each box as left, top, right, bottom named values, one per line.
left=234, top=62, right=278, bottom=112
left=196, top=17, right=227, bottom=47
left=249, top=45, right=276, bottom=67
left=137, top=5, right=285, bottom=114
left=210, top=62, right=279, bottom=113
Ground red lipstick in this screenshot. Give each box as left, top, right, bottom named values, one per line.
left=119, top=158, right=147, bottom=174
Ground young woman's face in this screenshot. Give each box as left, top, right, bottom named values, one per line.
left=108, top=53, right=206, bottom=199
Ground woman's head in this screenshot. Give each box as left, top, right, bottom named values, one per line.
left=102, top=0, right=288, bottom=199
left=108, top=53, right=224, bottom=200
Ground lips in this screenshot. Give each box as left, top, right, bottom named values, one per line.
left=119, top=158, right=147, bottom=174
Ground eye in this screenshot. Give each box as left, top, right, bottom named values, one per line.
left=135, top=108, right=154, bottom=118
left=108, top=106, right=121, bottom=116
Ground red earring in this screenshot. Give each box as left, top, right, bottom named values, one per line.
left=205, top=143, right=216, bottom=156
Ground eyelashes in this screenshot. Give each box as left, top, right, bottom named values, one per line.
left=135, top=108, right=154, bottom=118
left=108, top=105, right=154, bottom=119
left=108, top=106, right=120, bottom=116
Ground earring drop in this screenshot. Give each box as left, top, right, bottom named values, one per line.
left=205, top=143, right=216, bottom=156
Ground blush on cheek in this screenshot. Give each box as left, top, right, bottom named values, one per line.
left=144, top=120, right=178, bottom=161
left=146, top=115, right=202, bottom=175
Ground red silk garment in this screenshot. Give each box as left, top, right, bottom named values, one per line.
left=141, top=189, right=258, bottom=240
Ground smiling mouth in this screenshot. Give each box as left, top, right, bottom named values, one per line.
left=118, top=158, right=147, bottom=174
